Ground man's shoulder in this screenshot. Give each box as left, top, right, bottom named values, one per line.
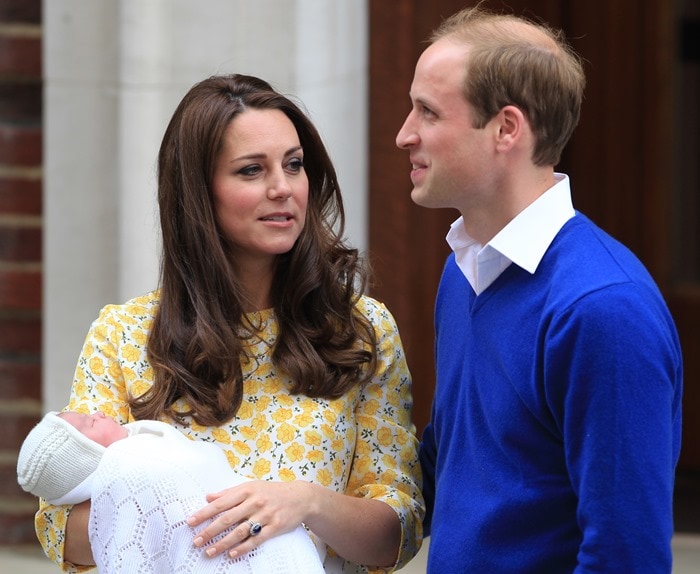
left=550, top=214, right=655, bottom=288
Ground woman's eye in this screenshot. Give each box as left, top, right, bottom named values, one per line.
left=287, top=158, right=304, bottom=173
left=239, top=165, right=262, bottom=176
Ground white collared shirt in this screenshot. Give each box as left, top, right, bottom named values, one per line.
left=446, top=173, right=575, bottom=295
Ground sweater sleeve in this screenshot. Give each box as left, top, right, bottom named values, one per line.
left=417, top=416, right=437, bottom=537
left=545, top=284, right=682, bottom=572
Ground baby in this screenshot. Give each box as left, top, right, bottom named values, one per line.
left=17, top=411, right=325, bottom=574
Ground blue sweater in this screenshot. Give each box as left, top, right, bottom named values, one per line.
left=420, top=214, right=683, bottom=573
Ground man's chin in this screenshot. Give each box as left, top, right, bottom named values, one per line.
left=410, top=187, right=428, bottom=206
left=411, top=187, right=439, bottom=209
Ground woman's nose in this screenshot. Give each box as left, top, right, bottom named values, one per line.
left=268, top=173, right=293, bottom=199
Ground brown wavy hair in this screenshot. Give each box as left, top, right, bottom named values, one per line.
left=432, top=5, right=585, bottom=167
left=129, top=74, right=377, bottom=426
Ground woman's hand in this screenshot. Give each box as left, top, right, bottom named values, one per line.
left=187, top=479, right=400, bottom=567
left=64, top=500, right=95, bottom=567
left=187, top=480, right=314, bottom=559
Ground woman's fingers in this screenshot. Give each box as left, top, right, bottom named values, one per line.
left=188, top=480, right=311, bottom=557
left=187, top=489, right=243, bottom=527
left=194, top=517, right=264, bottom=557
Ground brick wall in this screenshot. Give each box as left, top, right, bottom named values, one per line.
left=0, top=0, right=42, bottom=545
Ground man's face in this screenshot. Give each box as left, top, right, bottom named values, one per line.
left=396, top=39, right=493, bottom=212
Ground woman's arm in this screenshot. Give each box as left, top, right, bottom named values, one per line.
left=36, top=298, right=150, bottom=569
left=64, top=501, right=95, bottom=567
left=188, top=299, right=424, bottom=570
left=188, top=479, right=400, bottom=567
left=301, top=482, right=401, bottom=566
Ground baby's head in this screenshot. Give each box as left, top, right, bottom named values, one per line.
left=16, top=410, right=127, bottom=501
left=58, top=411, right=128, bottom=447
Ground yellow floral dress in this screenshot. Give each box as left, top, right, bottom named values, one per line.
left=36, top=291, right=424, bottom=573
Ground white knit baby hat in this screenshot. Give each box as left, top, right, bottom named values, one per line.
left=17, top=411, right=106, bottom=502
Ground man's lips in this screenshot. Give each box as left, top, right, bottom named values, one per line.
left=410, top=162, right=427, bottom=182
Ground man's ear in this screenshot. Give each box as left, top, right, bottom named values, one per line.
left=494, top=105, right=526, bottom=153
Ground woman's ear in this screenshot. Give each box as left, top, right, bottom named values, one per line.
left=494, top=105, right=526, bottom=153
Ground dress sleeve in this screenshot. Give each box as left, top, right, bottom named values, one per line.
left=345, top=298, right=425, bottom=573
left=35, top=304, right=135, bottom=572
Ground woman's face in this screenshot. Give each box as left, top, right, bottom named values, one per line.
left=212, top=108, right=309, bottom=269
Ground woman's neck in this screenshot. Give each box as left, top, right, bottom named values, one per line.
left=237, top=259, right=275, bottom=312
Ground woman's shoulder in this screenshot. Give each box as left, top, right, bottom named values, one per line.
left=355, top=294, right=399, bottom=329
left=355, top=293, right=386, bottom=316
left=97, top=290, right=160, bottom=319
left=89, top=291, right=160, bottom=334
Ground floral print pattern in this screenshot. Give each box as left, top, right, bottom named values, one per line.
left=36, top=291, right=424, bottom=573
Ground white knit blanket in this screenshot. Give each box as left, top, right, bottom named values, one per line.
left=88, top=422, right=325, bottom=573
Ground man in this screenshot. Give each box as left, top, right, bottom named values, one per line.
left=396, top=5, right=683, bottom=572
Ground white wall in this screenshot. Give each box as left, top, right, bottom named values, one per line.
left=43, top=0, right=368, bottom=411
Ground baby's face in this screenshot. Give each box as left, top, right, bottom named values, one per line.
left=60, top=411, right=128, bottom=447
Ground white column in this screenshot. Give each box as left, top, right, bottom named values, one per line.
left=43, top=0, right=121, bottom=411
left=294, top=0, right=368, bottom=253
left=43, top=0, right=368, bottom=411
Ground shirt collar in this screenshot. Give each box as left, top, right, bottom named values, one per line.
left=446, top=173, right=575, bottom=294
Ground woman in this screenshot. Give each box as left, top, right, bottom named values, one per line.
left=36, top=74, right=424, bottom=574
